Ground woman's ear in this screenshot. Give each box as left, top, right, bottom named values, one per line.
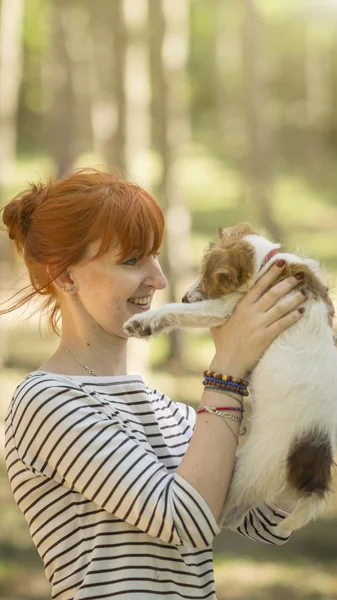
left=46, top=265, right=76, bottom=293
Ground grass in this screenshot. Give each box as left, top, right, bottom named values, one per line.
left=213, top=512, right=337, bottom=599
left=214, top=558, right=337, bottom=599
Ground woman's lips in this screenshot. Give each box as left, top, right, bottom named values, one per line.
left=127, top=300, right=150, bottom=311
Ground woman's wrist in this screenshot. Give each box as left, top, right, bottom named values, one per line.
left=208, top=354, right=248, bottom=380
left=200, top=387, right=243, bottom=409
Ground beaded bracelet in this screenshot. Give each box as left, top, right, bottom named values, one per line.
left=204, top=376, right=246, bottom=388
left=203, top=377, right=248, bottom=396
left=203, top=371, right=249, bottom=386
left=203, top=370, right=250, bottom=397
left=203, top=379, right=249, bottom=397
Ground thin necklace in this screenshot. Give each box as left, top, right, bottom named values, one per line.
left=59, top=347, right=98, bottom=376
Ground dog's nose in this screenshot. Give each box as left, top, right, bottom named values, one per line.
left=181, top=293, right=190, bottom=303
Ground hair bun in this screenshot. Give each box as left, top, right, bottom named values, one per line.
left=2, top=182, right=48, bottom=244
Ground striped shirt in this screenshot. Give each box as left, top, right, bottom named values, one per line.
left=5, top=371, right=291, bottom=600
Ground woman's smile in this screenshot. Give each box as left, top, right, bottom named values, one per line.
left=127, top=292, right=154, bottom=312
left=127, top=298, right=152, bottom=312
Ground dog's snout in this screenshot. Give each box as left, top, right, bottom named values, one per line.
left=181, top=294, right=190, bottom=303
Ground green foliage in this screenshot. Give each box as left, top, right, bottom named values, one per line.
left=23, top=0, right=48, bottom=52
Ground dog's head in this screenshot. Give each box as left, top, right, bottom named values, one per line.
left=182, top=222, right=280, bottom=302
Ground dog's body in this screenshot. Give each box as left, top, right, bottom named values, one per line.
left=123, top=223, right=337, bottom=533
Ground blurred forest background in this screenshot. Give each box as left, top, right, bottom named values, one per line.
left=1, top=0, right=337, bottom=599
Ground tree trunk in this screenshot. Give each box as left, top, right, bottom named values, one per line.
left=89, top=0, right=126, bottom=172
left=59, top=1, right=94, bottom=160
left=45, top=0, right=76, bottom=177
left=0, top=0, right=24, bottom=277
left=242, top=0, right=282, bottom=242
left=0, top=0, right=23, bottom=375
left=0, top=0, right=24, bottom=188
left=212, top=0, right=242, bottom=155
left=304, top=17, right=330, bottom=179
left=148, top=0, right=192, bottom=369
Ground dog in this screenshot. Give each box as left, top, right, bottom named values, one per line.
left=123, top=222, right=337, bottom=533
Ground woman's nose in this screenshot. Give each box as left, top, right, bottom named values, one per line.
left=154, top=270, right=167, bottom=291
left=144, top=260, right=167, bottom=291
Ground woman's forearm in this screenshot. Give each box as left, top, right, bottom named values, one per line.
left=176, top=355, right=246, bottom=522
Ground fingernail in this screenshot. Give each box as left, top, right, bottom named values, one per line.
left=276, top=259, right=286, bottom=268
left=298, top=307, right=305, bottom=314
left=295, top=273, right=304, bottom=280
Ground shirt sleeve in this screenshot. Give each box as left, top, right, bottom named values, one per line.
left=10, top=377, right=220, bottom=549
left=228, top=503, right=291, bottom=545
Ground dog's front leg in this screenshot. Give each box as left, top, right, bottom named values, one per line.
left=123, top=293, right=242, bottom=338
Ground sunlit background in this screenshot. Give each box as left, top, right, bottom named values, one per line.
left=0, top=1, right=337, bottom=599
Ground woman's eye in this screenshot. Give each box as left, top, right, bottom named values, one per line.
left=122, top=253, right=160, bottom=266
left=123, top=257, right=138, bottom=266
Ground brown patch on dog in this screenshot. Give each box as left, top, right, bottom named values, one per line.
left=286, top=428, right=334, bottom=497
left=200, top=239, right=255, bottom=298
left=198, top=222, right=258, bottom=298
left=268, top=263, right=335, bottom=328
left=198, top=222, right=260, bottom=299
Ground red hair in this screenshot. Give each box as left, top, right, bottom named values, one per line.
left=0, top=168, right=165, bottom=334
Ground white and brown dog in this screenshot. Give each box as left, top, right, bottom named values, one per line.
left=123, top=223, right=337, bottom=533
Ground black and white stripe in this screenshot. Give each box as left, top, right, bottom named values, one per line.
left=5, top=372, right=291, bottom=599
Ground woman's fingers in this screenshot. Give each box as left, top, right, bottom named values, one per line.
left=266, top=300, right=305, bottom=339
left=263, top=289, right=307, bottom=327
left=248, top=258, right=303, bottom=314
left=257, top=275, right=303, bottom=313
left=247, top=260, right=289, bottom=304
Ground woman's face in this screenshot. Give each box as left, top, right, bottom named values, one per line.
left=66, top=239, right=167, bottom=339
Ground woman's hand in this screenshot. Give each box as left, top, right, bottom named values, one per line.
left=209, top=261, right=306, bottom=376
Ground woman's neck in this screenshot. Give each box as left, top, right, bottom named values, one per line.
left=39, top=337, right=128, bottom=377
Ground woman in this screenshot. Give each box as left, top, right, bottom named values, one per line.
left=2, top=168, right=305, bottom=600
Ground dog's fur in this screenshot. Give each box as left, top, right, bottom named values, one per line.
left=123, top=223, right=337, bottom=533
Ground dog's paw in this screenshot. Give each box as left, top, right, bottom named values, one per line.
left=123, top=313, right=171, bottom=338
left=123, top=315, right=154, bottom=338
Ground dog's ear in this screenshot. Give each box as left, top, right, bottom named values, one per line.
left=201, top=246, right=253, bottom=297
left=218, top=222, right=259, bottom=239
